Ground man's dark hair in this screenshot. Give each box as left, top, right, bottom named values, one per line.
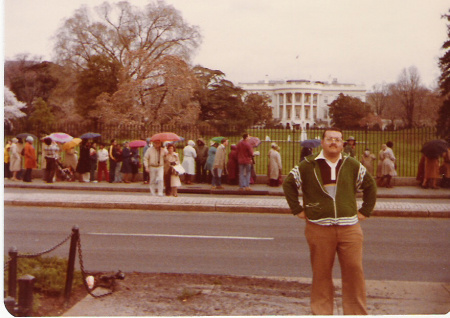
left=44, top=137, right=52, bottom=146
left=111, top=139, right=115, bottom=144
left=322, top=127, right=343, bottom=139
left=242, top=133, right=249, bottom=140
left=386, top=141, right=394, bottom=148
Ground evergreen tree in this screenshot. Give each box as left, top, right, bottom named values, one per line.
left=437, top=9, right=450, bottom=140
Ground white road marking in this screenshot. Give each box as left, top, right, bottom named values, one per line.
left=87, top=232, right=274, bottom=241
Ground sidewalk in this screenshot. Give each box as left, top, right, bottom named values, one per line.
left=4, top=179, right=450, bottom=217
left=62, top=275, right=450, bottom=316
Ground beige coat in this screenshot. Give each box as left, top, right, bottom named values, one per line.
left=268, top=149, right=282, bottom=180
left=10, top=143, right=21, bottom=172
left=213, top=144, right=227, bottom=170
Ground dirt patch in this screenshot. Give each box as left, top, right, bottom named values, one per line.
left=62, top=272, right=312, bottom=316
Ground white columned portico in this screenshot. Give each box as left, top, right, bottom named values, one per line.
left=282, top=93, right=287, bottom=123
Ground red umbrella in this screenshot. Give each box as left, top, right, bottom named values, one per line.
left=150, top=132, right=182, bottom=142
left=129, top=140, right=147, bottom=148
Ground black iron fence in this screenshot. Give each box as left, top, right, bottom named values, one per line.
left=5, top=123, right=438, bottom=177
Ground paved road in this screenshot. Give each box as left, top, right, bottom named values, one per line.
left=4, top=206, right=450, bottom=283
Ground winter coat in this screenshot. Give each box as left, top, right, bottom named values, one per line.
left=182, top=144, right=197, bottom=175
left=236, top=139, right=253, bottom=165
left=24, top=143, right=37, bottom=169
left=268, top=149, right=282, bottom=180
left=283, top=153, right=377, bottom=225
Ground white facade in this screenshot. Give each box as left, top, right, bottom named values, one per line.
left=240, top=79, right=366, bottom=128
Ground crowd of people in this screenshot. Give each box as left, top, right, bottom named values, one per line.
left=4, top=133, right=450, bottom=191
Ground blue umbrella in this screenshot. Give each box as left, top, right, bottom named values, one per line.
left=301, top=139, right=321, bottom=148
left=80, top=132, right=101, bottom=139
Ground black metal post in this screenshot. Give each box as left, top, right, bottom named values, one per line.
left=17, top=274, right=35, bottom=317
left=8, top=247, right=18, bottom=298
left=64, top=225, right=79, bottom=306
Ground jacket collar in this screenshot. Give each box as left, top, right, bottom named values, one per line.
left=304, top=151, right=348, bottom=164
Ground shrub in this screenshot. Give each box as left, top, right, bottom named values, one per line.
left=4, top=255, right=84, bottom=296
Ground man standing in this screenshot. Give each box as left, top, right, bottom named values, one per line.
left=283, top=127, right=377, bottom=315
left=194, top=138, right=208, bottom=183
left=143, top=140, right=167, bottom=196
left=43, top=137, right=59, bottom=183
left=212, top=138, right=228, bottom=189
left=97, top=143, right=109, bottom=182
left=142, top=138, right=151, bottom=184
left=236, top=133, right=253, bottom=191
left=108, top=139, right=118, bottom=183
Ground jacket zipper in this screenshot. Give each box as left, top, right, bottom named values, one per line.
left=313, top=156, right=348, bottom=221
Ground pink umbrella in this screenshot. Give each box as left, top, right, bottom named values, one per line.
left=49, top=132, right=73, bottom=143
left=129, top=140, right=147, bottom=148
left=248, top=136, right=261, bottom=147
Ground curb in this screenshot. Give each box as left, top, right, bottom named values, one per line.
left=4, top=199, right=450, bottom=218
left=5, top=183, right=450, bottom=199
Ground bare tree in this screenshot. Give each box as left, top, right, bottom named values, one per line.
left=53, top=1, right=201, bottom=74
left=390, top=66, right=424, bottom=128
left=368, top=82, right=389, bottom=116
left=53, top=0, right=202, bottom=124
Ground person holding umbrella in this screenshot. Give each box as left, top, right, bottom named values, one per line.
left=76, top=139, right=91, bottom=182
left=143, top=140, right=168, bottom=196
left=419, top=140, right=449, bottom=189
left=23, top=136, right=37, bottom=182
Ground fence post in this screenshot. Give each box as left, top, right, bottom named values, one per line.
left=8, top=246, right=18, bottom=298
left=17, top=274, right=35, bottom=317
left=4, top=296, right=16, bottom=316
left=64, top=225, right=79, bottom=306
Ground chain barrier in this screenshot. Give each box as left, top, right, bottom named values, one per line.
left=77, top=233, right=113, bottom=298
left=5, top=228, right=118, bottom=298
left=4, top=232, right=73, bottom=272
left=17, top=232, right=73, bottom=259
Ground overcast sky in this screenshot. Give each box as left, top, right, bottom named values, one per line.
left=3, top=0, right=449, bottom=91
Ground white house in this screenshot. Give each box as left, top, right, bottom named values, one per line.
left=239, top=78, right=366, bottom=129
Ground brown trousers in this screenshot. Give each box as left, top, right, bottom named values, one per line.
left=305, top=221, right=368, bottom=315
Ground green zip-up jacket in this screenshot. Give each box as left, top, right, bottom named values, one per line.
left=283, top=152, right=377, bottom=225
